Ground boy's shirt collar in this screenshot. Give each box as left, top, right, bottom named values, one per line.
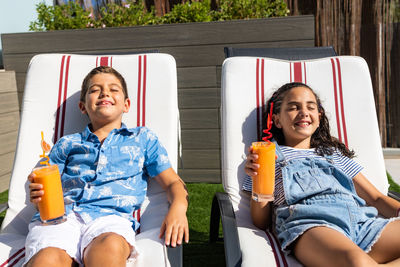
left=81, top=123, right=132, bottom=142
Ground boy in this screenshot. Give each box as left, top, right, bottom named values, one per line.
left=26, top=66, right=189, bottom=266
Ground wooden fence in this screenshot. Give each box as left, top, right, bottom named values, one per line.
left=0, top=16, right=314, bottom=187
left=0, top=71, right=19, bottom=192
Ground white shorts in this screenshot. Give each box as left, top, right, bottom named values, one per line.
left=24, top=212, right=137, bottom=266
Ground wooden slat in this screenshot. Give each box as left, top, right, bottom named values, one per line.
left=0, top=131, right=18, bottom=155
left=0, top=112, right=19, bottom=134
left=177, top=66, right=218, bottom=88
left=178, top=88, right=220, bottom=109
left=180, top=109, right=219, bottom=129
left=0, top=92, right=20, bottom=114
left=0, top=71, right=17, bottom=93
left=0, top=173, right=11, bottom=193
left=2, top=16, right=314, bottom=55
left=179, top=149, right=220, bottom=169
left=0, top=152, right=15, bottom=177
left=178, top=169, right=221, bottom=183
left=181, top=129, right=220, bottom=149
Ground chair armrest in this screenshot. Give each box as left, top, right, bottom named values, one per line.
left=0, top=203, right=7, bottom=214
left=209, top=192, right=242, bottom=267
left=388, top=191, right=400, bottom=202
left=167, top=245, right=182, bottom=267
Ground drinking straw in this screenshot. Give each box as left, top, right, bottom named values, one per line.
left=262, top=102, right=274, bottom=142
left=39, top=131, right=50, bottom=166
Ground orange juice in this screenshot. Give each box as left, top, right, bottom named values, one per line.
left=252, top=141, right=276, bottom=202
left=33, top=165, right=66, bottom=225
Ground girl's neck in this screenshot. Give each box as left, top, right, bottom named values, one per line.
left=285, top=138, right=311, bottom=149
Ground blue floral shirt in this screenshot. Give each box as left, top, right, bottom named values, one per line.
left=32, top=124, right=171, bottom=231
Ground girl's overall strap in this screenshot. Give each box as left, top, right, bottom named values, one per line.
left=272, top=139, right=285, bottom=163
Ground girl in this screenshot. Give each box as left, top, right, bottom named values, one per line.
left=244, top=82, right=400, bottom=266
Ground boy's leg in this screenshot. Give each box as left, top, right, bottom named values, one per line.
left=80, top=215, right=137, bottom=267
left=24, top=213, right=82, bottom=266
left=83, top=232, right=131, bottom=266
left=293, top=226, right=378, bottom=267
left=368, top=219, right=400, bottom=264
left=25, top=247, right=77, bottom=267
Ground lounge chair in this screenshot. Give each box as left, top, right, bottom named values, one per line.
left=211, top=53, right=400, bottom=266
left=0, top=53, right=182, bottom=267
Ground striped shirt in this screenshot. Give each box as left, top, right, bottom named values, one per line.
left=242, top=146, right=363, bottom=206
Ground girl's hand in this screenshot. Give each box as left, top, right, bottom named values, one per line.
left=244, top=147, right=259, bottom=177
left=159, top=203, right=189, bottom=247
left=28, top=172, right=43, bottom=205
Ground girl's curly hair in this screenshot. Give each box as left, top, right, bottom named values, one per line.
left=261, top=82, right=355, bottom=158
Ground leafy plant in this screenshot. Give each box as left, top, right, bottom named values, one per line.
left=30, top=0, right=289, bottom=31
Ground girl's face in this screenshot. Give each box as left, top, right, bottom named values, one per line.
left=273, top=86, right=321, bottom=148
left=79, top=73, right=130, bottom=127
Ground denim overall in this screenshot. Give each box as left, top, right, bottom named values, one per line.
left=273, top=144, right=393, bottom=252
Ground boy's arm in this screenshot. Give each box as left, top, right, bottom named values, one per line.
left=154, top=168, right=189, bottom=247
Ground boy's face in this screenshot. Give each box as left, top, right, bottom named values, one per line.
left=79, top=73, right=130, bottom=127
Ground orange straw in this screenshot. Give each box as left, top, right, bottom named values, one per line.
left=39, top=131, right=50, bottom=166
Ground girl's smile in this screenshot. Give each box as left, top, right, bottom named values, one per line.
left=273, top=86, right=321, bottom=148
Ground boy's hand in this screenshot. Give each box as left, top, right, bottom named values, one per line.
left=28, top=172, right=43, bottom=205
left=159, top=203, right=189, bottom=247
left=244, top=146, right=260, bottom=177
left=155, top=168, right=189, bottom=247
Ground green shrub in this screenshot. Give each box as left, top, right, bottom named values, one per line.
left=30, top=0, right=289, bottom=31
left=160, top=0, right=213, bottom=24
left=30, top=2, right=93, bottom=31
left=213, top=0, right=289, bottom=20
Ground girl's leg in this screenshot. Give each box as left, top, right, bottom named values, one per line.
left=83, top=232, right=132, bottom=267
left=293, top=226, right=378, bottom=267
left=368, top=220, right=400, bottom=264
left=26, top=247, right=77, bottom=267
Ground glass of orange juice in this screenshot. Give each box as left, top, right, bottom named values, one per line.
left=33, top=164, right=66, bottom=225
left=251, top=141, right=276, bottom=202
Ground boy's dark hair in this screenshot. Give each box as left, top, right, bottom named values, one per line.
left=262, top=82, right=355, bottom=158
left=80, top=66, right=128, bottom=102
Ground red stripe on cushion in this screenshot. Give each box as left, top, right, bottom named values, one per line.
left=293, top=62, right=302, bottom=82
left=0, top=247, right=25, bottom=267
left=8, top=252, right=25, bottom=267
left=59, top=55, right=71, bottom=139
left=335, top=58, right=348, bottom=147
left=256, top=58, right=261, bottom=141
left=265, top=231, right=281, bottom=267
left=331, top=58, right=343, bottom=142
left=100, top=57, right=108, bottom=66
left=142, top=55, right=147, bottom=126
left=137, top=56, right=142, bottom=126
left=54, top=55, right=66, bottom=143
left=261, top=59, right=265, bottom=114
left=303, top=62, right=307, bottom=84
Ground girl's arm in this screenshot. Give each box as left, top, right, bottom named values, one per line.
left=155, top=168, right=189, bottom=247
left=353, top=172, right=400, bottom=218
left=245, top=147, right=273, bottom=229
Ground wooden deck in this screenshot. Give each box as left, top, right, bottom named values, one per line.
left=0, top=16, right=314, bottom=187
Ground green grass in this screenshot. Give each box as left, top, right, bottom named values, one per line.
left=184, top=183, right=225, bottom=266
